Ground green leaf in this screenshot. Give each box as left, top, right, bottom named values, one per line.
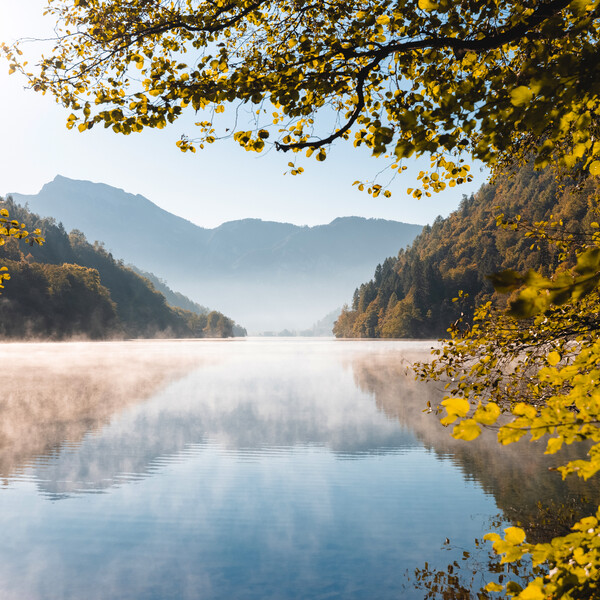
left=505, top=581, right=523, bottom=594
left=487, top=270, right=524, bottom=293
left=575, top=247, right=600, bottom=275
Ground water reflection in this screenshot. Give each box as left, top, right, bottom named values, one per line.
left=351, top=353, right=599, bottom=540
left=0, top=341, right=212, bottom=484
left=18, top=340, right=424, bottom=497
left=0, top=339, right=588, bottom=599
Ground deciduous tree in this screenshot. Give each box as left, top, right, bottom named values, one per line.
left=415, top=209, right=600, bottom=599
left=5, top=2, right=600, bottom=596
left=4, top=0, right=600, bottom=195
left=0, top=207, right=44, bottom=292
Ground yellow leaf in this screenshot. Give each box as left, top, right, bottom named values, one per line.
left=418, top=0, right=438, bottom=10
left=518, top=583, right=545, bottom=600
left=512, top=402, right=536, bottom=419
left=504, top=526, right=526, bottom=545
left=452, top=419, right=481, bottom=441
left=498, top=425, right=527, bottom=445
left=547, top=351, right=561, bottom=366
left=485, top=582, right=504, bottom=592
left=473, top=402, right=500, bottom=425
left=590, top=160, right=600, bottom=176
left=440, top=397, right=470, bottom=424
left=510, top=86, right=533, bottom=107
left=545, top=437, right=563, bottom=454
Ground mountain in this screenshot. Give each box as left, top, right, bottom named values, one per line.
left=0, top=197, right=243, bottom=340
left=333, top=162, right=598, bottom=338
left=11, top=176, right=423, bottom=331
left=128, top=266, right=210, bottom=315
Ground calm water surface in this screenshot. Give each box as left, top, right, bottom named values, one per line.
left=0, top=339, right=582, bottom=599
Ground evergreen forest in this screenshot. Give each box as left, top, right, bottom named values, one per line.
left=0, top=197, right=244, bottom=340
left=334, top=163, right=600, bottom=339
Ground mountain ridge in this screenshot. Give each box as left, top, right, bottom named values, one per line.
left=10, top=176, right=423, bottom=331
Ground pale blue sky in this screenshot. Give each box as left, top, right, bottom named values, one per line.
left=0, top=3, right=487, bottom=229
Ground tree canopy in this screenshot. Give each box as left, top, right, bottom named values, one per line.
left=5, top=1, right=600, bottom=597
left=0, top=198, right=242, bottom=339
left=4, top=0, right=600, bottom=195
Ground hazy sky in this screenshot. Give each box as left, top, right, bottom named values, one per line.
left=0, top=3, right=487, bottom=229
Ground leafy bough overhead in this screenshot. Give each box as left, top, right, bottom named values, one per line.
left=4, top=0, right=600, bottom=195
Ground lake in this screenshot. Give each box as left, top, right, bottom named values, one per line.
left=0, top=338, right=589, bottom=599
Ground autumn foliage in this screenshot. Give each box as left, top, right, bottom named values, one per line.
left=4, top=0, right=600, bottom=195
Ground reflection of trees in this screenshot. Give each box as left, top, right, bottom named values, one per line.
left=5, top=339, right=596, bottom=528
left=0, top=342, right=201, bottom=482
left=351, top=354, right=600, bottom=542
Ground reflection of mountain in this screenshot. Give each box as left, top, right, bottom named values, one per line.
left=0, top=340, right=431, bottom=498
left=31, top=347, right=421, bottom=498
left=350, top=354, right=599, bottom=540
left=0, top=341, right=205, bottom=483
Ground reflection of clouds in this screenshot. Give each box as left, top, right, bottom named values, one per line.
left=0, top=340, right=504, bottom=600
left=0, top=438, right=494, bottom=600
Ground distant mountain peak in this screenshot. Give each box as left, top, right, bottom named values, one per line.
left=44, top=174, right=129, bottom=196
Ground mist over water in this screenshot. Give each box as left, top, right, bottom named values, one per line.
left=0, top=339, right=586, bottom=599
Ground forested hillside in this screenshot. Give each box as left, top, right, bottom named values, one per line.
left=0, top=197, right=242, bottom=339
left=130, top=266, right=247, bottom=337
left=334, top=164, right=600, bottom=338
